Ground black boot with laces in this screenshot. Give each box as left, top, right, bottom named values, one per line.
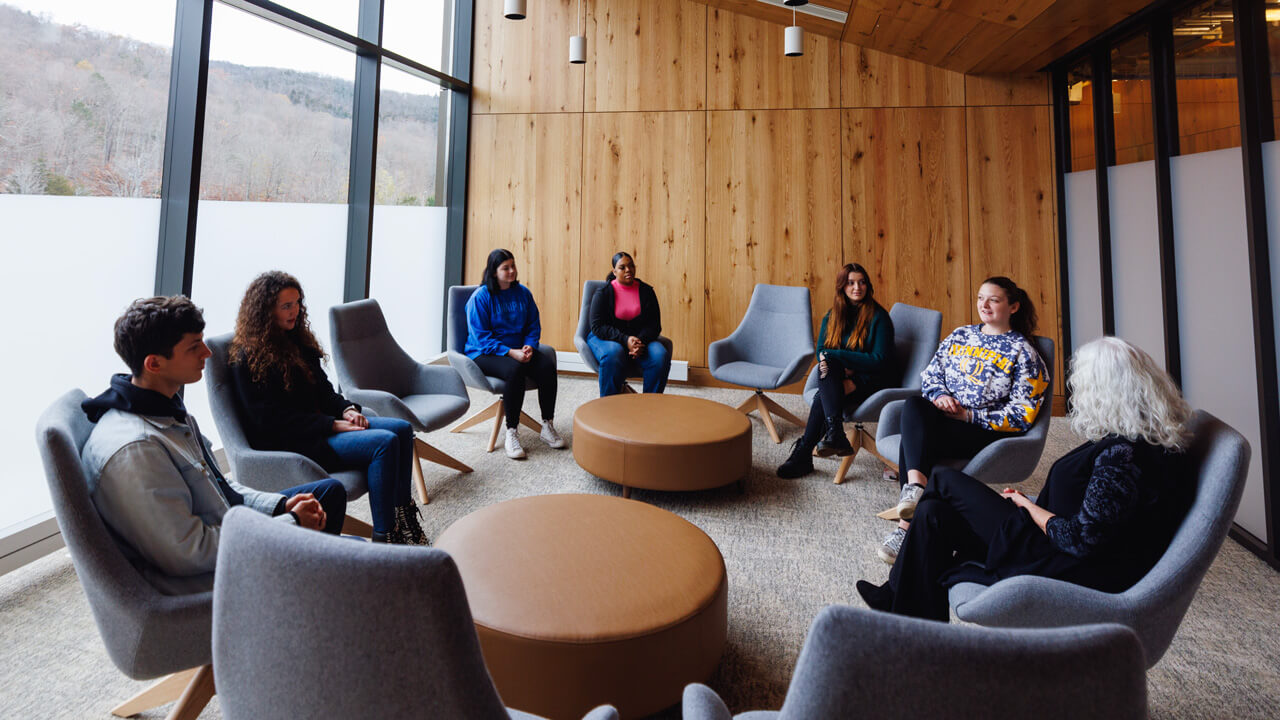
left=393, top=503, right=430, bottom=546
left=777, top=439, right=815, bottom=479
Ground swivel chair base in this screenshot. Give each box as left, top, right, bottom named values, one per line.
left=734, top=390, right=805, bottom=444
left=451, top=398, right=543, bottom=453
left=411, top=436, right=473, bottom=504
left=822, top=423, right=897, bottom=485
left=110, top=664, right=214, bottom=720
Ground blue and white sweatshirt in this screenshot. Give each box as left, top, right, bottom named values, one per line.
left=920, top=325, right=1049, bottom=433
left=465, top=283, right=542, bottom=359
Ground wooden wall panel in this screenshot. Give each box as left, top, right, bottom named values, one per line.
left=473, top=0, right=584, bottom=114
left=842, top=45, right=965, bottom=108
left=586, top=0, right=707, bottom=112
left=708, top=9, right=841, bottom=110
left=965, top=105, right=1063, bottom=383
left=843, top=108, right=971, bottom=334
left=705, top=109, right=844, bottom=344
left=965, top=72, right=1049, bottom=106
left=466, top=114, right=583, bottom=351
left=582, top=112, right=707, bottom=364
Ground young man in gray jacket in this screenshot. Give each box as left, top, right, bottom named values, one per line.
left=81, top=295, right=346, bottom=595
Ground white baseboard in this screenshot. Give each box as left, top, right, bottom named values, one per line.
left=0, top=514, right=63, bottom=577
left=555, top=351, right=689, bottom=381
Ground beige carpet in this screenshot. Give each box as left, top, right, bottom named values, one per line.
left=2, top=376, right=1278, bottom=718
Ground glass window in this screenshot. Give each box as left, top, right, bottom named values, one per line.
left=0, top=0, right=173, bottom=532
left=186, top=2, right=355, bottom=446
left=1265, top=0, right=1280, bottom=137
left=382, top=0, right=454, bottom=74
left=1173, top=0, right=1241, bottom=155
left=369, top=65, right=450, bottom=359
left=1111, top=34, right=1155, bottom=165
left=1067, top=61, right=1097, bottom=171
left=275, top=0, right=359, bottom=36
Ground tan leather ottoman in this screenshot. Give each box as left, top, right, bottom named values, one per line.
left=573, top=394, right=752, bottom=498
left=434, top=494, right=728, bottom=719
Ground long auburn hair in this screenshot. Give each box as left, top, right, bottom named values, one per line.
left=229, top=270, right=325, bottom=390
left=822, top=263, right=882, bottom=351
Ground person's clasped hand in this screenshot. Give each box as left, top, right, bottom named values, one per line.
left=286, top=493, right=327, bottom=530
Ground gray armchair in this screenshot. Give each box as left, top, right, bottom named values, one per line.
left=204, top=333, right=373, bottom=538
left=330, top=298, right=473, bottom=503
left=801, top=302, right=942, bottom=484
left=948, top=410, right=1250, bottom=669
left=37, top=390, right=215, bottom=719
left=874, top=336, right=1056, bottom=486
left=682, top=604, right=1146, bottom=719
left=708, top=284, right=815, bottom=443
left=446, top=284, right=556, bottom=451
left=573, top=279, right=674, bottom=393
left=213, top=508, right=619, bottom=720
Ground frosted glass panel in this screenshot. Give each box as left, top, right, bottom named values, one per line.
left=1171, top=147, right=1266, bottom=543
left=1066, top=170, right=1105, bottom=353
left=1108, top=161, right=1166, bottom=368
left=370, top=206, right=449, bottom=359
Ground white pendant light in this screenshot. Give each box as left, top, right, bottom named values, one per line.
left=569, top=0, right=585, bottom=64
left=504, top=0, right=526, bottom=20
left=785, top=5, right=803, bottom=57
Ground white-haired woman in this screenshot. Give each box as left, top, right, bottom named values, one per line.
left=856, top=337, right=1193, bottom=622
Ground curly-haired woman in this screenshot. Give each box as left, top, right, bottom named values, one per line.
left=856, top=337, right=1193, bottom=622
left=228, top=271, right=426, bottom=545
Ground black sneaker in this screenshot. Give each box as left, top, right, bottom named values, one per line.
left=392, top=503, right=430, bottom=546
left=777, top=439, right=815, bottom=479
left=815, top=421, right=854, bottom=458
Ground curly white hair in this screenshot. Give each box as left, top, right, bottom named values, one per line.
left=1067, top=336, right=1192, bottom=451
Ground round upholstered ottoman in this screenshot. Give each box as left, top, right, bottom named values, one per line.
left=573, top=394, right=752, bottom=498
left=434, top=494, right=728, bottom=719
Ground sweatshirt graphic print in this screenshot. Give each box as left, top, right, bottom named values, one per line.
left=920, top=325, right=1050, bottom=432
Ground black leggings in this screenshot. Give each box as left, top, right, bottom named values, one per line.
left=897, top=396, right=1006, bottom=487
left=799, top=356, right=876, bottom=450
left=886, top=468, right=1020, bottom=621
left=474, top=350, right=558, bottom=428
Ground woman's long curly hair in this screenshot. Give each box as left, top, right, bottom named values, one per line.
left=229, top=271, right=325, bottom=390
left=822, top=263, right=882, bottom=352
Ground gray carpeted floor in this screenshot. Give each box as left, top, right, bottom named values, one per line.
left=2, top=376, right=1279, bottom=718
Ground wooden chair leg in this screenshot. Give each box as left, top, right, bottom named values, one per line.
left=111, top=665, right=214, bottom=720
left=621, top=383, right=638, bottom=394
left=453, top=398, right=502, bottom=433
left=343, top=516, right=374, bottom=539
left=759, top=393, right=806, bottom=428
left=733, top=394, right=758, bottom=413
left=832, top=427, right=860, bottom=485
left=414, top=437, right=472, bottom=473
left=854, top=423, right=898, bottom=474
left=410, top=444, right=430, bottom=505
left=755, top=393, right=782, bottom=444
left=622, top=486, right=632, bottom=499
left=487, top=401, right=504, bottom=452
left=517, top=412, right=543, bottom=432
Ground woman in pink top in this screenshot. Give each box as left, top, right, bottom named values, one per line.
left=586, top=252, right=671, bottom=396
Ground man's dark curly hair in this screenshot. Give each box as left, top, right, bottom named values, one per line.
left=229, top=271, right=325, bottom=390
left=114, top=296, right=206, bottom=376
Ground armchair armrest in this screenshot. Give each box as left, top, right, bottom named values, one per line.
left=408, top=363, right=468, bottom=399
left=707, top=337, right=742, bottom=370
left=448, top=350, right=492, bottom=392
left=580, top=706, right=621, bottom=720
left=875, top=399, right=907, bottom=441
left=342, top=387, right=419, bottom=426
left=776, top=350, right=816, bottom=388
left=962, top=433, right=1044, bottom=486
left=682, top=684, right=734, bottom=720
left=951, top=575, right=1134, bottom=629
left=852, top=388, right=922, bottom=422
left=229, top=449, right=330, bottom=493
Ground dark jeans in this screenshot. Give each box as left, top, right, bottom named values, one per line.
left=475, top=349, right=558, bottom=428
left=586, top=333, right=671, bottom=396
left=798, top=356, right=875, bottom=450
left=279, top=478, right=348, bottom=535
left=324, top=416, right=413, bottom=535
left=885, top=468, right=1020, bottom=621
left=897, top=395, right=1006, bottom=487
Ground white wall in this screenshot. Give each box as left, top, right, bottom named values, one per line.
left=1066, top=170, right=1105, bottom=353
left=1108, top=161, right=1167, bottom=368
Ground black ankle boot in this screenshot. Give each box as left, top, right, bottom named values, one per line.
left=816, top=417, right=854, bottom=458
left=393, top=503, right=430, bottom=546
left=371, top=530, right=391, bottom=543
left=777, top=439, right=815, bottom=479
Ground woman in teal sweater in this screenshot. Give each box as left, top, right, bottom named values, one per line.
left=778, top=263, right=895, bottom=478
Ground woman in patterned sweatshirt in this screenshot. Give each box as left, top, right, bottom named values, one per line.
left=856, top=337, right=1192, bottom=621
left=876, top=276, right=1050, bottom=564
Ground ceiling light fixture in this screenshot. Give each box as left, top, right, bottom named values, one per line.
left=785, top=3, right=804, bottom=57
left=504, top=0, right=526, bottom=20
left=569, top=0, right=585, bottom=63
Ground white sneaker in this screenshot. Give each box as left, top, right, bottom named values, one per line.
left=540, top=419, right=566, bottom=449
left=504, top=428, right=526, bottom=459
left=878, top=526, right=907, bottom=565
left=895, top=482, right=926, bottom=520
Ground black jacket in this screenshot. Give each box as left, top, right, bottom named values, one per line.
left=589, top=279, right=662, bottom=345
left=229, top=347, right=358, bottom=472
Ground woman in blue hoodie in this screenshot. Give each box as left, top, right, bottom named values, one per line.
left=465, top=248, right=565, bottom=459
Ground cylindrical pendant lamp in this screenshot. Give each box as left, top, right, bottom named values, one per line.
left=783, top=0, right=809, bottom=5
left=570, top=35, right=586, bottom=64
left=504, top=0, right=526, bottom=20
left=785, top=25, right=804, bottom=56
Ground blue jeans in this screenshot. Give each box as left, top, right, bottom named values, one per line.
left=587, top=333, right=671, bottom=396
left=279, top=479, right=347, bottom=535
left=324, top=416, right=413, bottom=534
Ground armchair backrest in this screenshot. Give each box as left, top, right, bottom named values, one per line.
left=204, top=333, right=254, bottom=467
left=729, top=284, right=814, bottom=368
left=576, top=280, right=607, bottom=372
left=1027, top=335, right=1056, bottom=438
left=214, top=508, right=512, bottom=719
left=886, top=303, right=942, bottom=390
left=447, top=285, right=478, bottom=357
left=329, top=298, right=418, bottom=398
left=777, top=605, right=1146, bottom=719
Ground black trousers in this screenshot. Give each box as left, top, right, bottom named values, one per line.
left=886, top=468, right=1020, bottom=621
left=799, top=356, right=875, bottom=450
left=474, top=350, right=558, bottom=428
left=897, top=395, right=1005, bottom=487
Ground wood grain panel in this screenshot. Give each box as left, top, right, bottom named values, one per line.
left=585, top=0, right=707, bottom=112
left=965, top=105, right=1063, bottom=382
left=705, top=109, right=844, bottom=345
left=472, top=0, right=584, bottom=114
left=842, top=45, right=965, bottom=108
left=967, top=0, right=1150, bottom=73
left=965, top=72, right=1049, bottom=106
left=466, top=114, right=583, bottom=351
left=582, top=112, right=707, bottom=364
left=708, top=9, right=841, bottom=110
left=843, top=108, right=971, bottom=334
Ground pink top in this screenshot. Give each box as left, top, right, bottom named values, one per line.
left=611, top=279, right=641, bottom=321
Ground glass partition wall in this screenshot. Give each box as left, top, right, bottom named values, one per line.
left=1052, top=0, right=1280, bottom=569
left=0, top=0, right=473, bottom=563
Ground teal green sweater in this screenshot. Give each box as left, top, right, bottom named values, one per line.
left=816, top=306, right=895, bottom=386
